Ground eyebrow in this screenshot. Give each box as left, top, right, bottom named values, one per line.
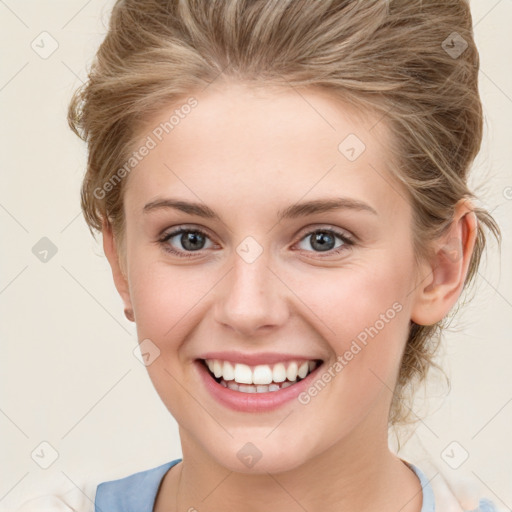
left=143, top=196, right=378, bottom=220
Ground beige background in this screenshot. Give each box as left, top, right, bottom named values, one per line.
left=1, top=0, right=511, bottom=510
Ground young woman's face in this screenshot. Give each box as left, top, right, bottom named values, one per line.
left=118, top=82, right=424, bottom=473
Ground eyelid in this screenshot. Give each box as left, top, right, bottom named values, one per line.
left=159, top=223, right=215, bottom=238
left=158, top=225, right=217, bottom=248
left=294, top=224, right=355, bottom=244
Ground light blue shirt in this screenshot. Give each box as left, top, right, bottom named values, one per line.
left=94, top=458, right=497, bottom=512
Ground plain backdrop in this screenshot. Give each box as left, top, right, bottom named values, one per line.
left=1, top=0, right=511, bottom=510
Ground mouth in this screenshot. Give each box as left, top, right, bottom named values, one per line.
left=197, top=358, right=324, bottom=394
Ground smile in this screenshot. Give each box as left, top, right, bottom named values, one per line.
left=203, top=359, right=321, bottom=393
left=195, top=352, right=326, bottom=412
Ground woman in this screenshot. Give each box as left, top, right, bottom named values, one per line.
left=18, top=0, right=504, bottom=510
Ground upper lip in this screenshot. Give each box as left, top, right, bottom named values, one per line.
left=197, top=351, right=324, bottom=366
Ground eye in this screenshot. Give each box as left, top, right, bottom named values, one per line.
left=158, top=227, right=215, bottom=258
left=294, top=228, right=354, bottom=256
left=158, top=225, right=354, bottom=259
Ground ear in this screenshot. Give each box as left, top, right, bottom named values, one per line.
left=102, top=220, right=134, bottom=321
left=410, top=198, right=478, bottom=326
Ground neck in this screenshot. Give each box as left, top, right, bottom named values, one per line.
left=155, top=421, right=423, bottom=512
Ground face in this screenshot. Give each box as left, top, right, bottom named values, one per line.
left=111, top=81, right=425, bottom=473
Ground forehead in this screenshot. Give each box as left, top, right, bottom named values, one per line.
left=124, top=82, right=409, bottom=221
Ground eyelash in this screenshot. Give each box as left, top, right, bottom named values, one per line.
left=158, top=226, right=355, bottom=259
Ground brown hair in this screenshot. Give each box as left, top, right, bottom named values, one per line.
left=68, top=0, right=502, bottom=428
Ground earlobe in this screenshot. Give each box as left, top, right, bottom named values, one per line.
left=101, top=220, right=134, bottom=321
left=410, top=200, right=478, bottom=326
left=124, top=308, right=135, bottom=321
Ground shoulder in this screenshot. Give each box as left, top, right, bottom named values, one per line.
left=397, top=435, right=506, bottom=512
left=409, top=459, right=502, bottom=512
left=13, top=478, right=97, bottom=512
left=13, top=459, right=182, bottom=512
left=94, top=458, right=182, bottom=512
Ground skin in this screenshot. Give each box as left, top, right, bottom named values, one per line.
left=102, top=81, right=477, bottom=512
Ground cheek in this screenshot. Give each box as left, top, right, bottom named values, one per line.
left=294, top=267, right=411, bottom=425
left=294, top=255, right=413, bottom=382
left=126, top=250, right=224, bottom=371
left=129, top=262, right=200, bottom=336
left=126, top=260, right=206, bottom=413
left=298, top=261, right=408, bottom=338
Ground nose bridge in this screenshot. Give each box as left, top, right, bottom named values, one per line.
left=215, top=245, right=287, bottom=335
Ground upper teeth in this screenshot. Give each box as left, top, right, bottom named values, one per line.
left=205, top=359, right=318, bottom=385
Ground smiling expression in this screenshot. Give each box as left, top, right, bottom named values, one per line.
left=108, top=80, right=425, bottom=473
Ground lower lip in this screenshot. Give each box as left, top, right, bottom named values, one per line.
left=195, top=359, right=323, bottom=413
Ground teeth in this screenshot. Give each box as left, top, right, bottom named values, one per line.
left=219, top=379, right=296, bottom=393
left=253, top=365, right=273, bottom=385
left=222, top=361, right=235, bottom=381
left=213, top=360, right=223, bottom=378
left=286, top=362, right=298, bottom=381
left=227, top=380, right=238, bottom=391
left=204, top=358, right=320, bottom=388
left=272, top=363, right=287, bottom=383
left=234, top=363, right=253, bottom=384
left=298, top=361, right=309, bottom=378
left=238, top=384, right=256, bottom=393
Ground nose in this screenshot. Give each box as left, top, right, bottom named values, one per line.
left=214, top=251, right=289, bottom=337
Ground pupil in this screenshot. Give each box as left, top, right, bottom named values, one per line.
left=312, top=232, right=334, bottom=252
left=182, top=232, right=204, bottom=251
